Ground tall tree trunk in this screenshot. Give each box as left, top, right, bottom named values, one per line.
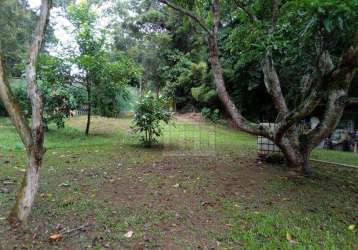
left=0, top=0, right=51, bottom=225
left=8, top=152, right=41, bottom=224
left=85, top=84, right=91, bottom=136
left=156, top=85, right=160, bottom=97
left=279, top=140, right=311, bottom=174
left=139, top=77, right=143, bottom=97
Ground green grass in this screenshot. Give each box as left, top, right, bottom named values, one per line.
left=0, top=116, right=357, bottom=249
left=311, top=149, right=358, bottom=167
left=218, top=173, right=358, bottom=249
left=1, top=116, right=357, bottom=167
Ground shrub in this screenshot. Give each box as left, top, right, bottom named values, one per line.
left=201, top=107, right=220, bottom=123
left=132, top=92, right=172, bottom=147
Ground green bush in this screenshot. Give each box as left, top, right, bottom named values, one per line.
left=132, top=92, right=172, bottom=147
left=191, top=84, right=217, bottom=103
left=201, top=107, right=220, bottom=123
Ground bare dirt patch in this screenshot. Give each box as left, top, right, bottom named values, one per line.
left=94, top=154, right=282, bottom=249
left=174, top=112, right=205, bottom=123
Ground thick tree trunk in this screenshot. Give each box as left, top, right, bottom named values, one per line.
left=85, top=84, right=91, bottom=136
left=8, top=152, right=42, bottom=224
left=279, top=140, right=312, bottom=175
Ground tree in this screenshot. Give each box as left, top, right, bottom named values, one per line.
left=91, top=51, right=142, bottom=117
left=112, top=0, right=214, bottom=110
left=67, top=1, right=101, bottom=135
left=132, top=92, right=172, bottom=147
left=159, top=0, right=358, bottom=174
left=0, top=0, right=52, bottom=225
left=68, top=1, right=139, bottom=135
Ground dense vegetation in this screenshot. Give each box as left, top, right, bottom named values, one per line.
left=0, top=0, right=357, bottom=246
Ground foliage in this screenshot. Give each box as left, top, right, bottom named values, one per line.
left=41, top=82, right=86, bottom=129
left=38, top=53, right=86, bottom=129
left=67, top=1, right=142, bottom=121
left=191, top=84, right=217, bottom=104
left=0, top=54, right=86, bottom=129
left=161, top=53, right=216, bottom=109
left=132, top=92, right=172, bottom=147
left=112, top=1, right=211, bottom=110
left=0, top=0, right=35, bottom=77
left=91, top=52, right=142, bottom=117
left=0, top=79, right=30, bottom=117
left=201, top=107, right=220, bottom=123
left=220, top=0, right=358, bottom=119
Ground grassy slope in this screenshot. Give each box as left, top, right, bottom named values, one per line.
left=0, top=116, right=357, bottom=249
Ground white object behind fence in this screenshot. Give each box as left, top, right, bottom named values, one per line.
left=257, top=123, right=281, bottom=156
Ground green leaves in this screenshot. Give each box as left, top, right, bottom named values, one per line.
left=67, top=1, right=142, bottom=118
left=0, top=0, right=37, bottom=76
left=132, top=92, right=172, bottom=147
left=38, top=53, right=85, bottom=129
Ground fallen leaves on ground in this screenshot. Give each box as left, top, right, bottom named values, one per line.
left=124, top=230, right=134, bottom=238
left=49, top=233, right=61, bottom=241
left=286, top=232, right=297, bottom=244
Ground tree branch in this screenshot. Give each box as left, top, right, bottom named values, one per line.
left=273, top=50, right=335, bottom=144
left=307, top=45, right=357, bottom=149
left=271, top=0, right=281, bottom=26
left=208, top=0, right=270, bottom=138
left=158, top=0, right=212, bottom=35
left=262, top=48, right=289, bottom=117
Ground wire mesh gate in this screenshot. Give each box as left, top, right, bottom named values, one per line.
left=160, top=122, right=218, bottom=158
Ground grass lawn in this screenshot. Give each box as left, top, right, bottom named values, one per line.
left=0, top=116, right=357, bottom=249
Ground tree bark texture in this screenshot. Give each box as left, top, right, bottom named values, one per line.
left=85, top=83, right=91, bottom=136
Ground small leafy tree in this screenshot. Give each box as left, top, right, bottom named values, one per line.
left=132, top=92, right=172, bottom=147
left=68, top=1, right=141, bottom=135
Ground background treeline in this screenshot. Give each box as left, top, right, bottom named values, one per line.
left=113, top=0, right=358, bottom=122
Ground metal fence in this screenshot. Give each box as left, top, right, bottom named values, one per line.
left=160, top=123, right=218, bottom=158
left=257, top=123, right=281, bottom=157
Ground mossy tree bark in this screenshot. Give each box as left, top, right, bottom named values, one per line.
left=0, top=0, right=52, bottom=225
